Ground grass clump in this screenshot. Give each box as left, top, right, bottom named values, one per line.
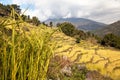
left=0, top=8, right=56, bottom=80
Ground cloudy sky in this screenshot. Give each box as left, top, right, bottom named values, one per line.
left=0, top=0, right=120, bottom=23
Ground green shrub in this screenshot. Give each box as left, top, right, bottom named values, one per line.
left=101, top=33, right=120, bottom=49
left=76, top=37, right=81, bottom=43
left=57, top=22, right=93, bottom=40
left=58, top=22, right=76, bottom=37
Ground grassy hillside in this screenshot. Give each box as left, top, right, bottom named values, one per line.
left=53, top=31, right=120, bottom=80
left=94, top=21, right=120, bottom=37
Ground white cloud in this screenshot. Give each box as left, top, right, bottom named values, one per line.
left=12, top=0, right=120, bottom=23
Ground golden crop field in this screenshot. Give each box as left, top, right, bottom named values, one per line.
left=1, top=14, right=120, bottom=79
left=53, top=31, right=120, bottom=80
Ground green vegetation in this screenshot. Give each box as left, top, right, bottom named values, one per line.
left=0, top=3, right=21, bottom=16
left=31, top=16, right=41, bottom=26
left=57, top=22, right=76, bottom=37
left=49, top=21, right=53, bottom=27
left=100, top=33, right=120, bottom=49
left=76, top=37, right=81, bottom=43
left=0, top=3, right=41, bottom=26
left=94, top=20, right=120, bottom=37
left=57, top=22, right=96, bottom=43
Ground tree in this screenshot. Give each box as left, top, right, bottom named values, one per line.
left=21, top=14, right=27, bottom=21
left=0, top=3, right=21, bottom=17
left=31, top=16, right=40, bottom=26
left=49, top=21, right=53, bottom=27
left=0, top=3, right=10, bottom=16
left=58, top=22, right=76, bottom=37
left=27, top=15, right=30, bottom=20
left=56, top=23, right=61, bottom=27
left=76, top=37, right=81, bottom=43
left=101, top=33, right=120, bottom=49
left=6, top=4, right=21, bottom=14
left=42, top=22, right=45, bottom=25
left=11, top=4, right=21, bottom=14
left=73, top=29, right=86, bottom=40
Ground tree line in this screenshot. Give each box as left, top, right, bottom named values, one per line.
left=0, top=3, right=41, bottom=26
left=100, top=33, right=120, bottom=49
left=0, top=3, right=56, bottom=27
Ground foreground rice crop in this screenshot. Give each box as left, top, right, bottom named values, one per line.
left=0, top=9, right=56, bottom=80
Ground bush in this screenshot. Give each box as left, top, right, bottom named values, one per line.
left=76, top=37, right=81, bottom=43
left=73, top=29, right=87, bottom=40
left=57, top=22, right=90, bottom=41
left=101, top=33, right=120, bottom=49
left=58, top=22, right=76, bottom=37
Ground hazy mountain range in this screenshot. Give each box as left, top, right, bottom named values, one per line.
left=93, top=20, right=120, bottom=37
left=45, top=18, right=107, bottom=31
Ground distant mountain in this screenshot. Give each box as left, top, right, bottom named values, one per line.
left=45, top=18, right=106, bottom=31
left=94, top=20, right=120, bottom=37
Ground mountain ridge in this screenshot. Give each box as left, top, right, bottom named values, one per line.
left=93, top=20, right=120, bottom=37
left=45, top=18, right=107, bottom=31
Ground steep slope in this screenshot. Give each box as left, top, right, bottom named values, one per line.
left=53, top=30, right=120, bottom=80
left=45, top=18, right=106, bottom=31
left=94, top=21, right=120, bottom=37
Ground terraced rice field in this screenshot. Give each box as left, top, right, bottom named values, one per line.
left=53, top=31, right=120, bottom=80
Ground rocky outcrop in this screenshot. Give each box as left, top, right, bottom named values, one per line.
left=86, top=70, right=113, bottom=80
left=48, top=55, right=113, bottom=80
